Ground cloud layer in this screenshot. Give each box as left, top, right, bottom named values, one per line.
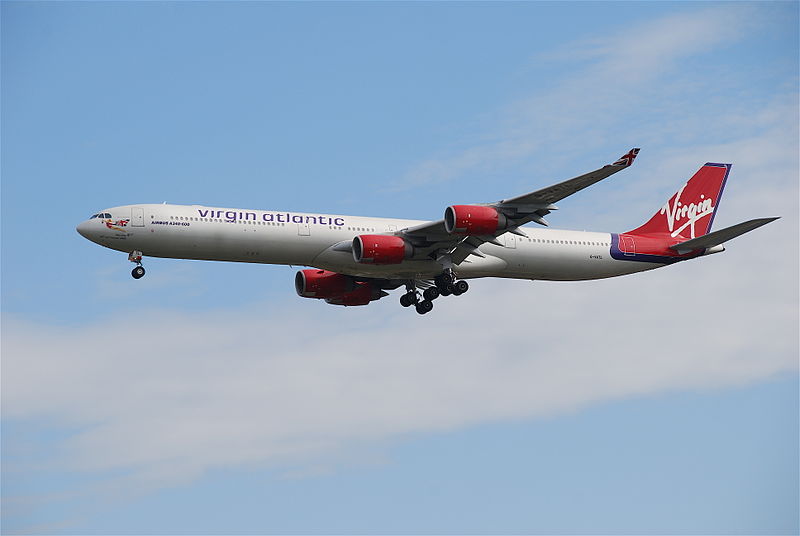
left=398, top=5, right=776, bottom=191
left=3, top=238, right=797, bottom=489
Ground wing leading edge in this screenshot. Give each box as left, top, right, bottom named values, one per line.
left=401, top=148, right=640, bottom=265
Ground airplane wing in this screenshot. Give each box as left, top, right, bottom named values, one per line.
left=400, top=148, right=640, bottom=266
left=500, top=148, right=640, bottom=206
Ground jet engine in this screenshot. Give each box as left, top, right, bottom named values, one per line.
left=444, top=205, right=508, bottom=235
left=324, top=282, right=384, bottom=306
left=352, top=235, right=413, bottom=264
left=295, top=270, right=386, bottom=306
left=295, top=269, right=355, bottom=299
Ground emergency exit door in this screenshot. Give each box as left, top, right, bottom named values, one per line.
left=132, top=207, right=144, bottom=227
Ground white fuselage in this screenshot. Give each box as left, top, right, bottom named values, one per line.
left=77, top=204, right=663, bottom=282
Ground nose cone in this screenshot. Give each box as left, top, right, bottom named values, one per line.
left=76, top=220, right=92, bottom=239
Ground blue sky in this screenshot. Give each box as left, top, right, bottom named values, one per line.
left=2, top=2, right=798, bottom=534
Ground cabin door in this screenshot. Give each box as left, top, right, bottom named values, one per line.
left=131, top=207, right=144, bottom=227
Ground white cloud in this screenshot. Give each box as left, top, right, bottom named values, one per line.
left=547, top=7, right=753, bottom=83
left=397, top=4, right=768, bottom=190
left=3, top=235, right=797, bottom=491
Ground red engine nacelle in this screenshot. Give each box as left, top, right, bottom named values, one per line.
left=352, top=235, right=413, bottom=265
left=325, top=282, right=381, bottom=306
left=295, top=269, right=355, bottom=299
left=444, top=205, right=508, bottom=235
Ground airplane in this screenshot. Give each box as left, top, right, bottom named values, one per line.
left=76, top=149, right=778, bottom=315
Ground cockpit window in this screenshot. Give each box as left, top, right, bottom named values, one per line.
left=103, top=213, right=112, bottom=218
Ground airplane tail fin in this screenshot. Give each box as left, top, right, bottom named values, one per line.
left=627, top=163, right=731, bottom=239
left=612, top=162, right=778, bottom=263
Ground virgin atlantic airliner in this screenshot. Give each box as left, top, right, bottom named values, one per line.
left=76, top=149, right=777, bottom=314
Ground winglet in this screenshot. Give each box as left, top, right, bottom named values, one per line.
left=612, top=148, right=640, bottom=168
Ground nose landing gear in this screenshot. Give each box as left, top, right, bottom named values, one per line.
left=129, top=251, right=145, bottom=279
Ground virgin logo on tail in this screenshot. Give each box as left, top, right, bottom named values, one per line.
left=660, top=184, right=715, bottom=238
left=627, top=163, right=729, bottom=239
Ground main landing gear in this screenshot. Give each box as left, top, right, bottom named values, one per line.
left=399, top=286, right=430, bottom=314
left=129, top=250, right=145, bottom=279
left=434, top=271, right=469, bottom=297
left=399, top=270, right=469, bottom=315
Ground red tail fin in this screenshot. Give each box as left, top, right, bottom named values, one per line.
left=628, top=163, right=731, bottom=239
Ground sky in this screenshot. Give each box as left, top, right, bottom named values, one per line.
left=1, top=1, right=798, bottom=534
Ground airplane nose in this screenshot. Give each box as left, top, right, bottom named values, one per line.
left=76, top=220, right=91, bottom=239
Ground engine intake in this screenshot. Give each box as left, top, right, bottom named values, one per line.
left=352, top=235, right=413, bottom=265
left=444, top=205, right=507, bottom=235
left=295, top=269, right=355, bottom=299
left=295, top=270, right=385, bottom=306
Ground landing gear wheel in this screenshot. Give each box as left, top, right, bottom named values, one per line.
left=423, top=287, right=440, bottom=301
left=415, top=300, right=434, bottom=315
left=400, top=290, right=419, bottom=307
left=443, top=282, right=456, bottom=295
left=129, top=251, right=145, bottom=280
left=434, top=271, right=456, bottom=291
left=452, top=280, right=469, bottom=295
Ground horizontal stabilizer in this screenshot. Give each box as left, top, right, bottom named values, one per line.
left=668, top=217, right=779, bottom=254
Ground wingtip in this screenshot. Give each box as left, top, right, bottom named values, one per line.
left=613, top=148, right=640, bottom=167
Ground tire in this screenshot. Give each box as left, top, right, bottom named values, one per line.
left=132, top=266, right=145, bottom=279
left=415, top=300, right=433, bottom=314
left=423, top=287, right=440, bottom=301
left=454, top=280, right=469, bottom=294
left=435, top=272, right=455, bottom=290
